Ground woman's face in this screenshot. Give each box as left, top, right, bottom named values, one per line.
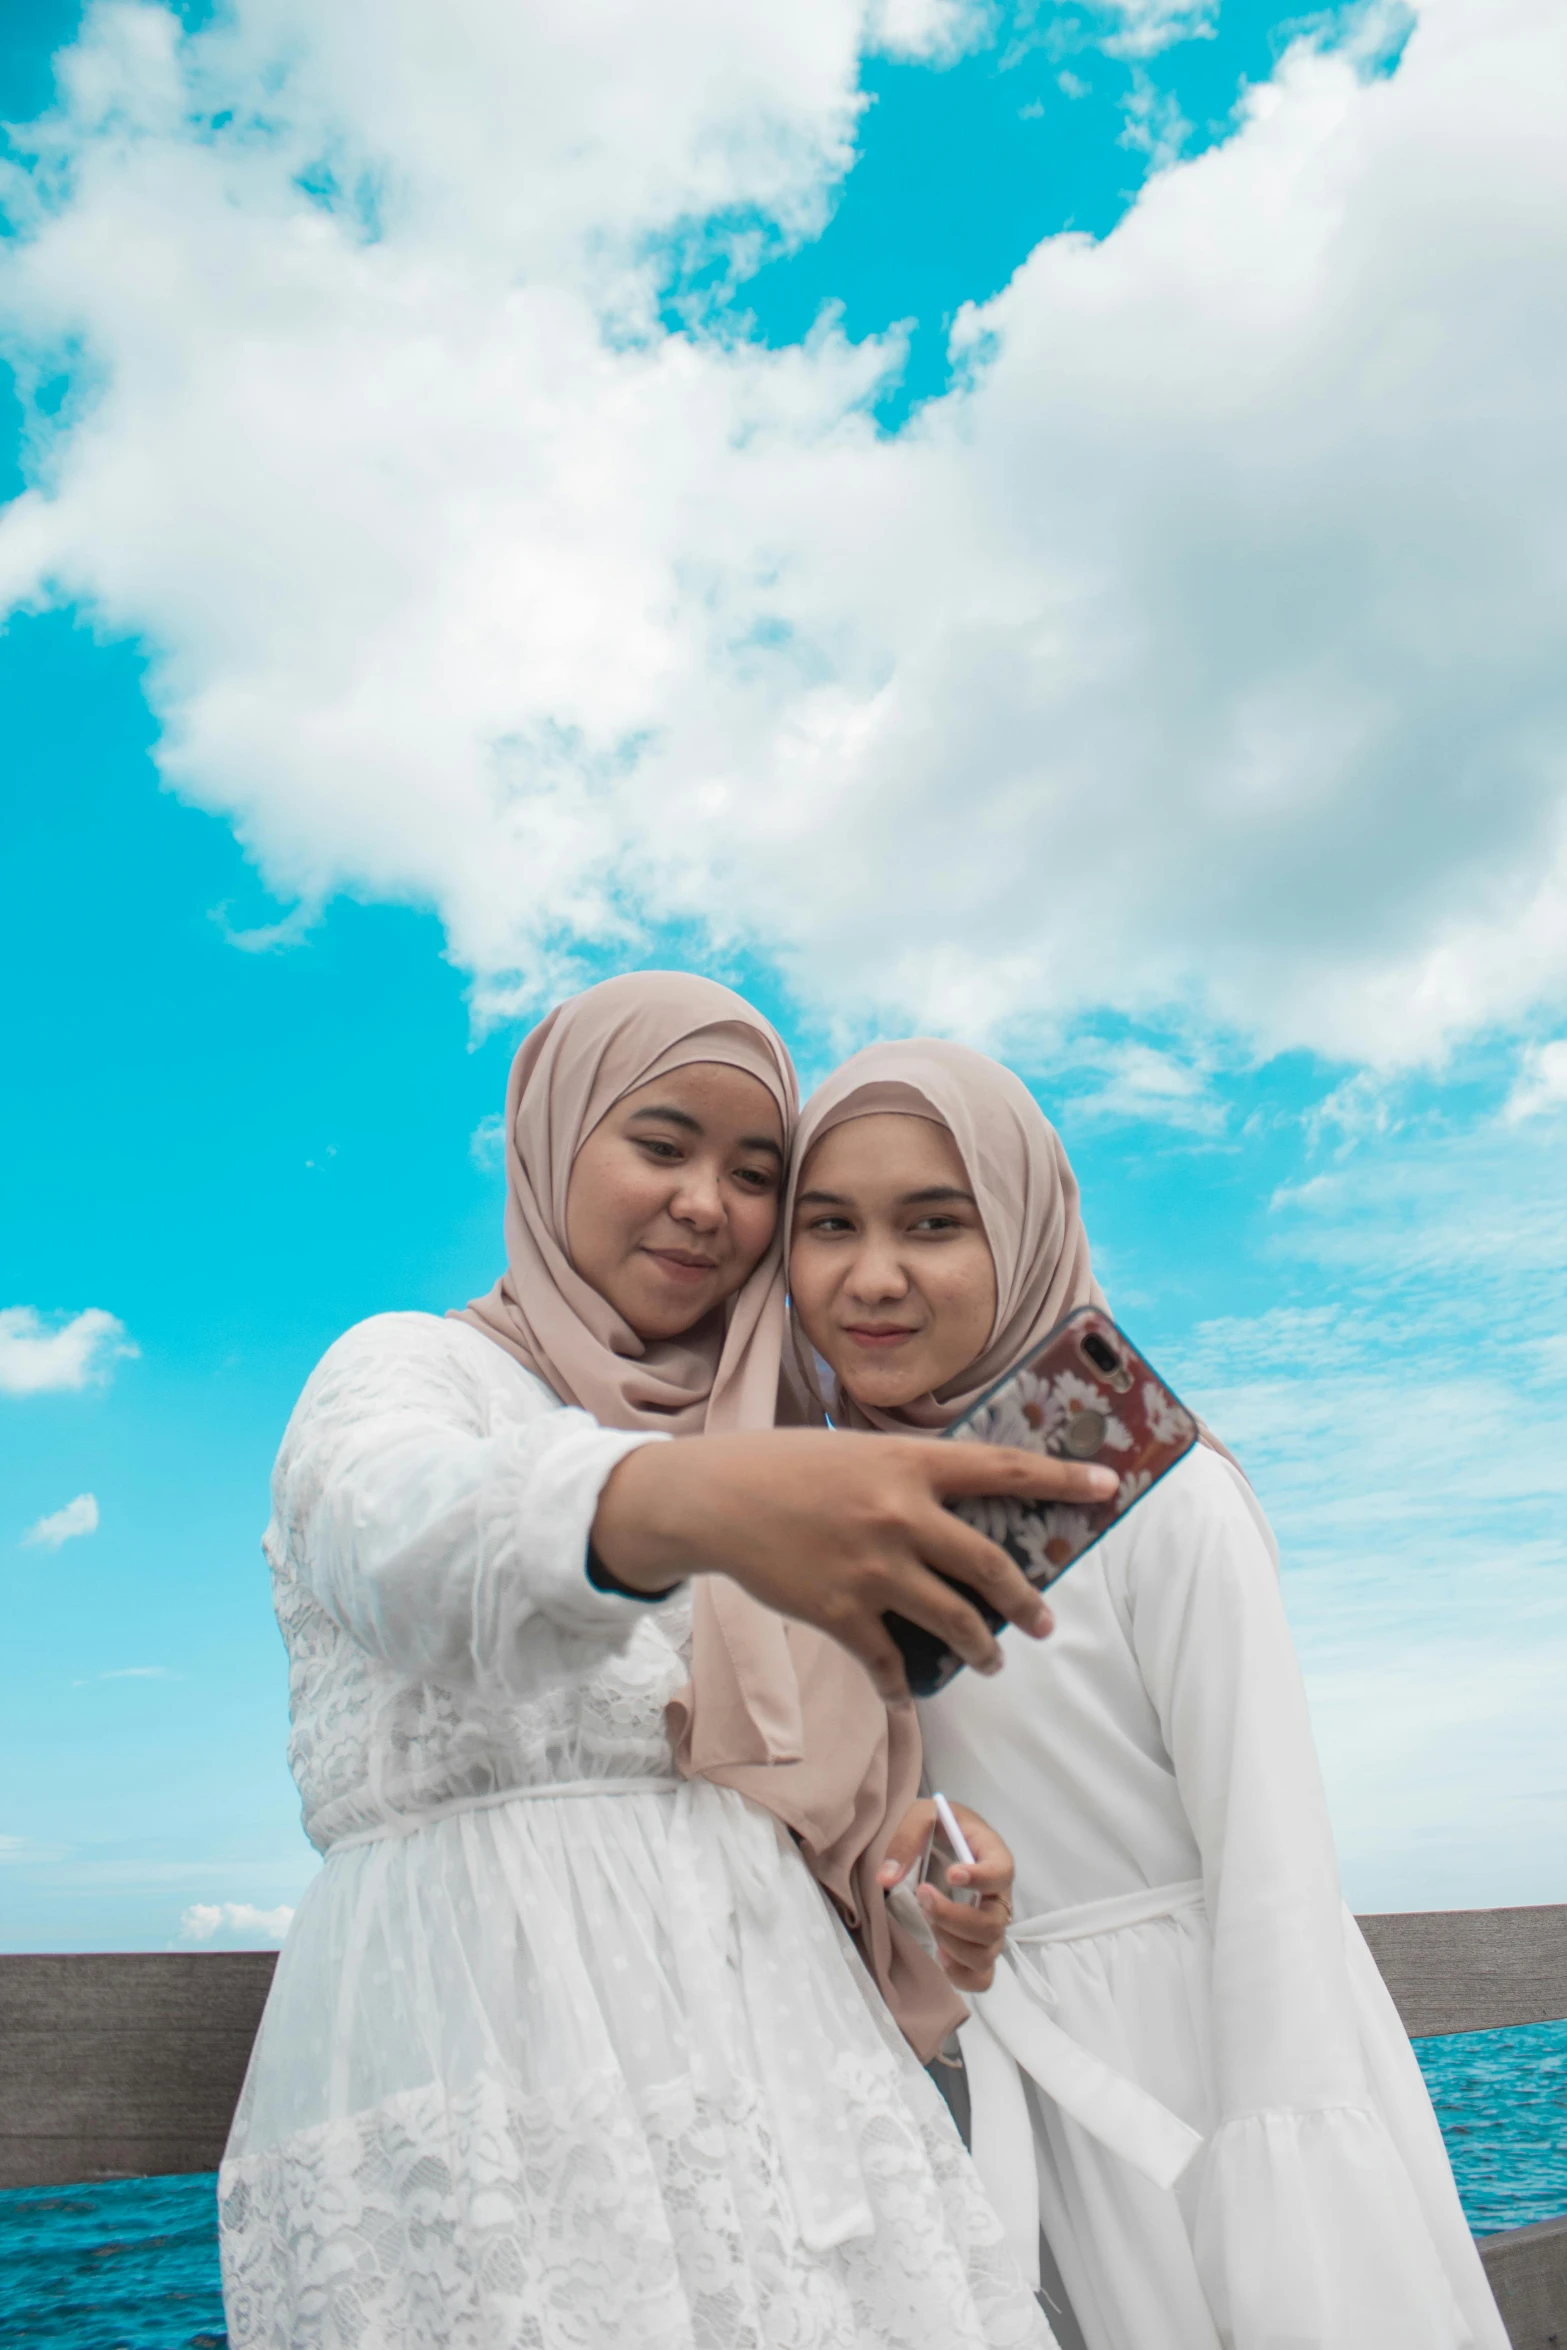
left=565, top=1061, right=785, bottom=1340
left=790, top=1113, right=997, bottom=1412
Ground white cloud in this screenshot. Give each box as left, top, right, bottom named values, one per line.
left=1098, top=0, right=1217, bottom=59
left=0, top=1832, right=69, bottom=1864
left=22, top=1492, right=100, bottom=1549
left=210, top=898, right=318, bottom=954
left=867, top=0, right=992, bottom=63
left=1303, top=1069, right=1397, bottom=1154
left=0, top=1306, right=137, bottom=1395
left=175, top=1898, right=295, bottom=1946
left=469, top=1110, right=506, bottom=1170
left=0, top=0, right=1564, bottom=1071
left=1117, top=69, right=1192, bottom=168
left=1505, top=1037, right=1567, bottom=1122
left=1065, top=1040, right=1222, bottom=1130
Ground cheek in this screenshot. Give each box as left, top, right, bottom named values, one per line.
left=566, top=1146, right=648, bottom=1267
left=934, top=1250, right=997, bottom=1348
left=786, top=1245, right=832, bottom=1338
left=730, top=1188, right=780, bottom=1271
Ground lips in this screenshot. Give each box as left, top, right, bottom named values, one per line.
left=842, top=1325, right=919, bottom=1348
left=643, top=1247, right=720, bottom=1282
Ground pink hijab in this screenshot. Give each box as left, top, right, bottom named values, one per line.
left=456, top=975, right=963, bottom=2059
left=789, top=1039, right=1109, bottom=1432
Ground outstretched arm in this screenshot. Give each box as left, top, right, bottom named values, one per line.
left=592, top=1426, right=1117, bottom=1703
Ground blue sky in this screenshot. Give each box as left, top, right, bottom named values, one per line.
left=2, top=0, right=1564, bottom=1951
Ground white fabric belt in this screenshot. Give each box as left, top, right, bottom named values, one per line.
left=325, top=1776, right=683, bottom=1853
left=961, top=1876, right=1207, bottom=2288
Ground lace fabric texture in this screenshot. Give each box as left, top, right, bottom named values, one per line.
left=222, top=2054, right=1046, bottom=2350
left=226, top=1314, right=1054, bottom=2349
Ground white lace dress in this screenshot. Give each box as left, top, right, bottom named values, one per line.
left=219, top=1312, right=1052, bottom=2350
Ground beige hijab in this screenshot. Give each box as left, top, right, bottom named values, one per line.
left=789, top=1039, right=1109, bottom=1432
left=456, top=975, right=963, bottom=2059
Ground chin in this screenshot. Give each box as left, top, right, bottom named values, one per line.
left=844, top=1372, right=926, bottom=1412
left=627, top=1289, right=720, bottom=1341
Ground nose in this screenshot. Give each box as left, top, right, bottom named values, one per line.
left=668, top=1160, right=725, bottom=1234
left=844, top=1235, right=910, bottom=1305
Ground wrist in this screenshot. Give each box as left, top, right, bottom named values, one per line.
left=585, top=1540, right=683, bottom=1602
left=590, top=1441, right=705, bottom=1593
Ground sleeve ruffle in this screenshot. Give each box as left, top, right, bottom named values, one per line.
left=1193, top=2104, right=1476, bottom=2350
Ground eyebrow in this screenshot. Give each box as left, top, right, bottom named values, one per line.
left=626, top=1104, right=782, bottom=1160
left=794, top=1184, right=976, bottom=1208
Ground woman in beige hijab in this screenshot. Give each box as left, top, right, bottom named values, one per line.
left=218, top=974, right=1108, bottom=2350
left=788, top=1038, right=1509, bottom=2350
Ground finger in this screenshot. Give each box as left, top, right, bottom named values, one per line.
left=879, top=1799, right=935, bottom=1887
left=875, top=1561, right=1007, bottom=1675
left=922, top=1441, right=1120, bottom=1506
left=946, top=1853, right=1013, bottom=1898
left=945, top=1808, right=1014, bottom=1900
left=916, top=1876, right=1003, bottom=1932
left=827, top=1610, right=914, bottom=1706
left=913, top=1508, right=1054, bottom=1638
left=917, top=1885, right=1008, bottom=1950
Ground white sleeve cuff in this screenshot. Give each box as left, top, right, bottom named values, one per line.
left=1194, top=2106, right=1472, bottom=2349
left=475, top=1416, right=681, bottom=1690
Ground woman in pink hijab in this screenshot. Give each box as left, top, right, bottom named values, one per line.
left=787, top=1038, right=1509, bottom=2350
left=218, top=974, right=1108, bottom=2350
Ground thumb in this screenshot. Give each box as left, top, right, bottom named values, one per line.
left=878, top=1798, right=936, bottom=1888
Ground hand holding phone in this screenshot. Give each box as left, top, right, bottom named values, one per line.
left=885, top=1307, right=1199, bottom=1697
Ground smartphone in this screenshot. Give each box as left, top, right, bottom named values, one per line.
left=885, top=1306, right=1199, bottom=1698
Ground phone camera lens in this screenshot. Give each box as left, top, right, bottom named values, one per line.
left=1062, top=1408, right=1108, bottom=1458
left=1080, top=1332, right=1121, bottom=1376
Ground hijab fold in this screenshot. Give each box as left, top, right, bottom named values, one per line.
left=456, top=974, right=963, bottom=2061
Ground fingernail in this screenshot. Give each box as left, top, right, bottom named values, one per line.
left=879, top=1860, right=903, bottom=1885
left=1088, top=1467, right=1118, bottom=1496
left=1028, top=1603, right=1053, bottom=1637
left=979, top=1653, right=1004, bottom=1676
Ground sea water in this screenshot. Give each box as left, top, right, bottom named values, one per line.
left=3, top=2020, right=1564, bottom=2349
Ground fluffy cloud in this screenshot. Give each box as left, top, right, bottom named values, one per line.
left=1505, top=1038, right=1567, bottom=1122
left=176, top=1898, right=295, bottom=1946
left=0, top=1306, right=137, bottom=1394
left=1, top=0, right=1564, bottom=1068
left=22, top=1492, right=100, bottom=1548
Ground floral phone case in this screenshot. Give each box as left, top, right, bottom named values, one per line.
left=886, top=1306, right=1199, bottom=1697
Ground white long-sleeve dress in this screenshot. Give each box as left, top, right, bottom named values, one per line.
left=918, top=1443, right=1509, bottom=2350
left=219, top=1311, right=1053, bottom=2350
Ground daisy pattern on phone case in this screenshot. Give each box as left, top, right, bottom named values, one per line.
left=946, top=1310, right=1198, bottom=1591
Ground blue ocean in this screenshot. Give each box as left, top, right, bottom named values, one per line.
left=3, top=2021, right=1564, bottom=2348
